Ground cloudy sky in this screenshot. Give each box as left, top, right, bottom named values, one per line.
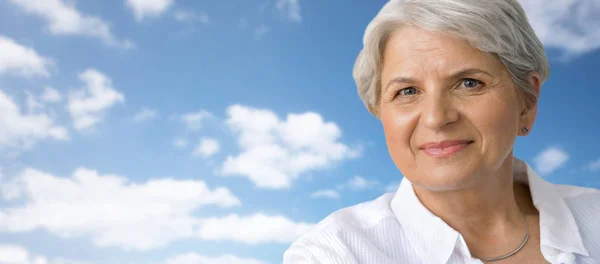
left=0, top=0, right=599, bottom=263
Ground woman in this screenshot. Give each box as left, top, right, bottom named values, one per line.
left=283, top=0, right=600, bottom=263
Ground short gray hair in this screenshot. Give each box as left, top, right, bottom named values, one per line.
left=353, top=0, right=550, bottom=117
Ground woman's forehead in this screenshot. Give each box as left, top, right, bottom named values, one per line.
left=382, top=27, right=501, bottom=76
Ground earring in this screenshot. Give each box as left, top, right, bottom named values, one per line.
left=521, top=127, right=529, bottom=134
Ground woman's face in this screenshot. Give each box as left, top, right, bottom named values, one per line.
left=379, top=26, right=536, bottom=191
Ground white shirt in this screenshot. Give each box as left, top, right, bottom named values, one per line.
left=283, top=160, right=600, bottom=264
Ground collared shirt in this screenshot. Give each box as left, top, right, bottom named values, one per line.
left=283, top=161, right=600, bottom=264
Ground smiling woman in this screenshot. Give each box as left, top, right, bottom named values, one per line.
left=283, top=0, right=600, bottom=264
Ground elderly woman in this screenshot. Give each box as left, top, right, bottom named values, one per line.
left=283, top=0, right=600, bottom=263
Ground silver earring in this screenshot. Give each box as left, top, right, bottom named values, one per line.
left=522, top=127, right=529, bottom=134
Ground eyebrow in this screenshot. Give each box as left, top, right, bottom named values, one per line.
left=384, top=68, right=494, bottom=92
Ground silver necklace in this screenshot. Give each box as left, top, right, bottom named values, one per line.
left=475, top=211, right=529, bottom=262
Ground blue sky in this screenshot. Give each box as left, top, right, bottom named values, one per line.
left=0, top=0, right=599, bottom=263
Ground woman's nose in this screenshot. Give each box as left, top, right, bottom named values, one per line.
left=421, top=93, right=460, bottom=130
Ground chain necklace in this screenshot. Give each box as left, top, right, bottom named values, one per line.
left=474, top=211, right=529, bottom=262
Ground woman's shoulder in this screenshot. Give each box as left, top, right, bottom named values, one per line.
left=553, top=183, right=600, bottom=202
left=299, top=192, right=397, bottom=241
left=552, top=183, right=599, bottom=219
left=553, top=184, right=600, bottom=257
left=284, top=192, right=403, bottom=263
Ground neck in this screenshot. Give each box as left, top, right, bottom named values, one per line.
left=412, top=157, right=529, bottom=257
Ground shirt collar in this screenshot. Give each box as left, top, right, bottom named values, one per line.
left=389, top=159, right=589, bottom=264
left=520, top=161, right=589, bottom=256
left=390, top=177, right=459, bottom=264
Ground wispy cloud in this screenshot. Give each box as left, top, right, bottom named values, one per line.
left=172, top=9, right=210, bottom=36
left=521, top=0, right=600, bottom=56
left=347, top=175, right=378, bottom=190
left=0, top=167, right=312, bottom=250
left=385, top=181, right=400, bottom=193
left=193, top=137, right=220, bottom=158
left=133, top=108, right=158, bottom=123
left=197, top=213, right=313, bottom=244
left=126, top=0, right=174, bottom=21
left=0, top=167, right=241, bottom=251
left=165, top=253, right=267, bottom=264
left=0, top=89, right=68, bottom=151
left=8, top=0, right=133, bottom=49
left=0, top=35, right=52, bottom=77
left=276, top=0, right=302, bottom=22
left=173, top=138, right=188, bottom=149
left=586, top=158, right=600, bottom=172
left=24, top=90, right=44, bottom=113
left=310, top=189, right=340, bottom=199
left=0, top=244, right=89, bottom=264
left=180, top=110, right=212, bottom=132
left=533, top=147, right=570, bottom=175
left=335, top=175, right=379, bottom=191
left=254, top=25, right=270, bottom=39
left=67, top=69, right=125, bottom=130
left=174, top=9, right=210, bottom=25
left=220, top=105, right=360, bottom=189
left=40, top=86, right=62, bottom=103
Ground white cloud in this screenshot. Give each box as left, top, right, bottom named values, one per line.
left=0, top=35, right=52, bottom=77
left=0, top=244, right=88, bottom=264
left=197, top=213, right=313, bottom=244
left=133, top=108, right=158, bottom=123
left=587, top=158, right=600, bottom=172
left=254, top=25, right=270, bottom=39
left=67, top=69, right=125, bottom=130
left=385, top=181, right=400, bottom=193
left=0, top=244, right=47, bottom=264
left=193, top=138, right=220, bottom=158
left=347, top=175, right=378, bottom=190
left=41, top=86, right=62, bottom=103
left=174, top=10, right=210, bottom=25
left=0, top=174, right=22, bottom=201
left=534, top=147, right=570, bottom=175
left=221, top=105, right=360, bottom=189
left=174, top=10, right=192, bottom=22
left=25, top=91, right=44, bottom=113
left=333, top=175, right=379, bottom=192
left=8, top=0, right=133, bottom=49
left=0, top=89, right=68, bottom=151
left=180, top=110, right=212, bottom=132
left=165, top=253, right=267, bottom=264
left=520, top=0, right=600, bottom=56
left=173, top=138, right=188, bottom=149
left=310, top=189, right=340, bottom=199
left=0, top=167, right=240, bottom=251
left=276, top=0, right=302, bottom=22
left=126, top=0, right=174, bottom=21
left=0, top=244, right=30, bottom=264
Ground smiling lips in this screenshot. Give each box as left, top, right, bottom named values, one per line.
left=419, top=140, right=473, bottom=158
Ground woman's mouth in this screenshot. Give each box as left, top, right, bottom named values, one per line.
left=419, top=140, right=474, bottom=158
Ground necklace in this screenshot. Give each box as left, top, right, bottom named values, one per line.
left=475, top=211, right=529, bottom=262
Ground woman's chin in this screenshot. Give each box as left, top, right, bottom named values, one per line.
left=409, top=163, right=482, bottom=191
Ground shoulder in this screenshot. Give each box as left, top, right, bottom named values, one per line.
left=294, top=192, right=397, bottom=243
left=553, top=183, right=600, bottom=216
left=554, top=184, right=600, bottom=248
left=283, top=193, right=401, bottom=263
left=554, top=183, right=600, bottom=200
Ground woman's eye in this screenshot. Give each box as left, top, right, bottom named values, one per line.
left=462, top=78, right=481, bottom=88
left=398, top=87, right=418, bottom=96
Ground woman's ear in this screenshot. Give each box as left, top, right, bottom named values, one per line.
left=519, top=72, right=541, bottom=136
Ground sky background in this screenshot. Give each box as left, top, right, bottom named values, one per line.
left=0, top=0, right=599, bottom=263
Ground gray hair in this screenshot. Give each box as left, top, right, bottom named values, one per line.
left=353, top=0, right=550, bottom=117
